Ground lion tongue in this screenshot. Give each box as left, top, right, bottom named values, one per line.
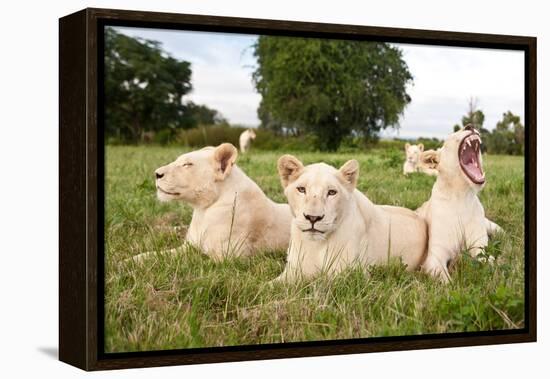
left=460, top=138, right=484, bottom=182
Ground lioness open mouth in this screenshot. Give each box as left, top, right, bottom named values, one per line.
left=157, top=186, right=180, bottom=196
left=458, top=133, right=485, bottom=184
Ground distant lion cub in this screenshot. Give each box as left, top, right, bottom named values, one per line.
left=273, top=155, right=428, bottom=282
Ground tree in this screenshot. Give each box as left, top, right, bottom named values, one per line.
left=460, top=97, right=485, bottom=131
left=105, top=27, right=195, bottom=142
left=486, top=111, right=524, bottom=155
left=252, top=36, right=412, bottom=151
left=454, top=97, right=490, bottom=151
left=257, top=101, right=301, bottom=136
left=186, top=102, right=228, bottom=126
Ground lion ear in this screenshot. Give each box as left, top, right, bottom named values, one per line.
left=405, top=143, right=411, bottom=152
left=278, top=155, right=304, bottom=188
left=418, top=143, right=424, bottom=152
left=213, top=143, right=238, bottom=180
left=339, top=160, right=359, bottom=188
left=420, top=149, right=440, bottom=169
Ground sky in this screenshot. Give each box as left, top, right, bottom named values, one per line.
left=113, top=26, right=524, bottom=139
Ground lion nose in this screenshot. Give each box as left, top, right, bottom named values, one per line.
left=304, top=214, right=324, bottom=225
left=155, top=171, right=164, bottom=180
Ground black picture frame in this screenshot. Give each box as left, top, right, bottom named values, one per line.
left=59, top=7, right=537, bottom=371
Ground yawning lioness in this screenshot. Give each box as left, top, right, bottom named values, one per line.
left=417, top=125, right=502, bottom=282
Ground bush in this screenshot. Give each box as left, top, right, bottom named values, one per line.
left=480, top=111, right=524, bottom=156
left=176, top=125, right=318, bottom=152
left=482, top=130, right=524, bottom=155
left=177, top=125, right=243, bottom=147
left=416, top=137, right=444, bottom=150
left=382, top=148, right=403, bottom=168
left=154, top=129, right=175, bottom=146
left=106, top=123, right=445, bottom=155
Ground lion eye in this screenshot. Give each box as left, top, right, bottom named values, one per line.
left=327, top=189, right=337, bottom=196
left=296, top=186, right=306, bottom=194
left=181, top=162, right=193, bottom=168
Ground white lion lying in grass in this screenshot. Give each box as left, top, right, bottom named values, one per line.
left=133, top=143, right=292, bottom=262
left=273, top=155, right=428, bottom=282
left=403, top=143, right=438, bottom=176
left=416, top=125, right=502, bottom=282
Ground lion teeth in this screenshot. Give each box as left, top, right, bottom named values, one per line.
left=467, top=140, right=472, bottom=147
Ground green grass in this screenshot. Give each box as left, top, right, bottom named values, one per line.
left=104, top=146, right=525, bottom=352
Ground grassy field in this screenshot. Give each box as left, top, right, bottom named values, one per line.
left=105, top=145, right=525, bottom=353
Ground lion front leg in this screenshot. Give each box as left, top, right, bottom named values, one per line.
left=422, top=253, right=451, bottom=283
left=485, top=218, right=503, bottom=237
left=269, top=246, right=321, bottom=284
left=421, top=241, right=458, bottom=283
left=468, top=238, right=496, bottom=265
left=269, top=269, right=296, bottom=284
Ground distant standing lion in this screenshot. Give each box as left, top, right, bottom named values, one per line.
left=239, top=129, right=257, bottom=153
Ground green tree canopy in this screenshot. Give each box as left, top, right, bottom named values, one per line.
left=186, top=102, right=228, bottom=126
left=252, top=36, right=412, bottom=150
left=454, top=98, right=524, bottom=155
left=486, top=111, right=525, bottom=155
left=460, top=97, right=485, bottom=131
left=105, top=28, right=223, bottom=142
left=455, top=97, right=491, bottom=152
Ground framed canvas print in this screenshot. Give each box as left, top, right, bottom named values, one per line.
left=59, top=8, right=537, bottom=371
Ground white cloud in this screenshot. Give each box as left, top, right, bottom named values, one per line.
left=113, top=27, right=261, bottom=126
left=387, top=44, right=524, bottom=138
left=112, top=27, right=525, bottom=138
left=186, top=61, right=261, bottom=126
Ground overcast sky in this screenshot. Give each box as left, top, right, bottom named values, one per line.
left=113, top=26, right=524, bottom=139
